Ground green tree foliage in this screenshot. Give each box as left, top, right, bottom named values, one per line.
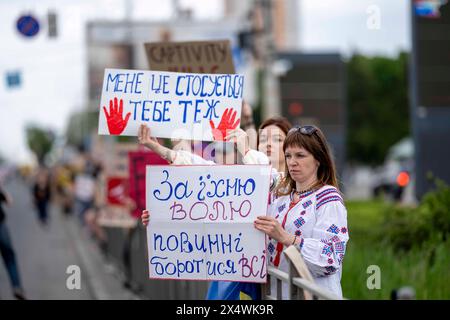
left=381, top=179, right=450, bottom=252
left=66, top=109, right=137, bottom=149
left=26, top=125, right=55, bottom=165
left=347, top=52, right=410, bottom=165
left=65, top=110, right=99, bottom=148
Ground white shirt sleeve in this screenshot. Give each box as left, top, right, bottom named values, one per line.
left=242, top=149, right=282, bottom=191
left=242, top=149, right=270, bottom=165
left=172, top=150, right=216, bottom=165
left=298, top=200, right=349, bottom=277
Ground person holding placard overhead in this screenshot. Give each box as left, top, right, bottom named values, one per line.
left=138, top=120, right=266, bottom=300
left=139, top=116, right=293, bottom=300
left=254, top=125, right=349, bottom=299
left=226, top=116, right=292, bottom=191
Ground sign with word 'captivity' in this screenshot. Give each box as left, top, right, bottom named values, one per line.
left=146, top=165, right=271, bottom=283
left=144, top=40, right=235, bottom=74
left=98, top=68, right=243, bottom=141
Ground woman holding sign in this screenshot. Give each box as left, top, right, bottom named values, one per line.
left=254, top=125, right=349, bottom=299
left=139, top=117, right=292, bottom=300
left=139, top=122, right=266, bottom=300
left=136, top=117, right=292, bottom=189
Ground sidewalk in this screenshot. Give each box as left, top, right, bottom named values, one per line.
left=0, top=177, right=140, bottom=300
left=61, top=212, right=141, bottom=300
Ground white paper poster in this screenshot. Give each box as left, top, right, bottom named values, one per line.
left=146, top=165, right=272, bottom=283
left=98, top=68, right=243, bottom=141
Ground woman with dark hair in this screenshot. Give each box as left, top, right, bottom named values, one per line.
left=254, top=125, right=349, bottom=299
left=139, top=116, right=293, bottom=300
left=257, top=117, right=292, bottom=174
left=225, top=116, right=292, bottom=191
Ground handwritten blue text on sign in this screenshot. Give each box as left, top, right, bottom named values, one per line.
left=98, top=68, right=244, bottom=141
left=146, top=165, right=271, bottom=283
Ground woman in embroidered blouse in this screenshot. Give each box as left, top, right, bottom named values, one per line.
left=254, top=125, right=349, bottom=299
left=139, top=117, right=292, bottom=300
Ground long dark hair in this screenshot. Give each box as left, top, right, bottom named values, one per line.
left=276, top=126, right=338, bottom=196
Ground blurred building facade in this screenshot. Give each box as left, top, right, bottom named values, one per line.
left=82, top=0, right=346, bottom=177
left=411, top=0, right=450, bottom=198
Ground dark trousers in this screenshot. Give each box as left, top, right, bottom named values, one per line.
left=36, top=201, right=49, bottom=224
left=0, top=222, right=22, bottom=289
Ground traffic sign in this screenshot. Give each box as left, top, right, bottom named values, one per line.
left=6, top=71, right=22, bottom=88
left=16, top=14, right=40, bottom=37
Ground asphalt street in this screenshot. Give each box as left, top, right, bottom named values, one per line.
left=0, top=177, right=137, bottom=300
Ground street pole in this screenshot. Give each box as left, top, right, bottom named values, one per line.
left=258, top=0, right=281, bottom=119
left=124, top=0, right=132, bottom=42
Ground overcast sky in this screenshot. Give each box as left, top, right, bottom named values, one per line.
left=0, top=0, right=410, bottom=164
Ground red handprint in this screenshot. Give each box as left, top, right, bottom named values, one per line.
left=103, top=97, right=131, bottom=135
left=209, top=108, right=240, bottom=141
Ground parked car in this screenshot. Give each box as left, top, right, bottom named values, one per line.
left=372, top=137, right=414, bottom=201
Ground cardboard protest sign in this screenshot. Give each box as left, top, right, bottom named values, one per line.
left=98, top=175, right=136, bottom=228
left=106, top=176, right=129, bottom=205
left=98, top=142, right=137, bottom=228
left=128, top=150, right=168, bottom=218
left=97, top=68, right=243, bottom=141
left=144, top=40, right=235, bottom=74
left=146, top=165, right=271, bottom=283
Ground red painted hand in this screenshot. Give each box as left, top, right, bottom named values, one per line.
left=209, top=108, right=241, bottom=141
left=103, top=97, right=131, bottom=135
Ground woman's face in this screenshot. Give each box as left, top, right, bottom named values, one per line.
left=258, top=125, right=286, bottom=168
left=284, top=145, right=319, bottom=184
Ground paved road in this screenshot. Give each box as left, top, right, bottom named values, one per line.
left=0, top=177, right=137, bottom=300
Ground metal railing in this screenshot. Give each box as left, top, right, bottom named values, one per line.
left=102, top=226, right=342, bottom=300
left=263, top=245, right=343, bottom=300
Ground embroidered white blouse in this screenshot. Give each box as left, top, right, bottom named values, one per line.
left=267, top=185, right=349, bottom=299
left=172, top=149, right=349, bottom=299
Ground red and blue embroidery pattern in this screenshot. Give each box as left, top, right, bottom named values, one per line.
left=322, top=244, right=334, bottom=256
left=302, top=200, right=313, bottom=209
left=327, top=224, right=340, bottom=234
left=270, top=186, right=348, bottom=278
left=330, top=235, right=341, bottom=243
left=294, top=217, right=306, bottom=228
left=324, top=266, right=337, bottom=275
left=268, top=242, right=275, bottom=255
left=316, top=188, right=344, bottom=210
left=297, top=238, right=304, bottom=250
left=335, top=241, right=346, bottom=254
left=299, top=190, right=315, bottom=199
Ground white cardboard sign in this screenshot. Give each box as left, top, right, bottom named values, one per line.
left=98, top=68, right=243, bottom=141
left=146, top=165, right=271, bottom=283
left=144, top=39, right=236, bottom=74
